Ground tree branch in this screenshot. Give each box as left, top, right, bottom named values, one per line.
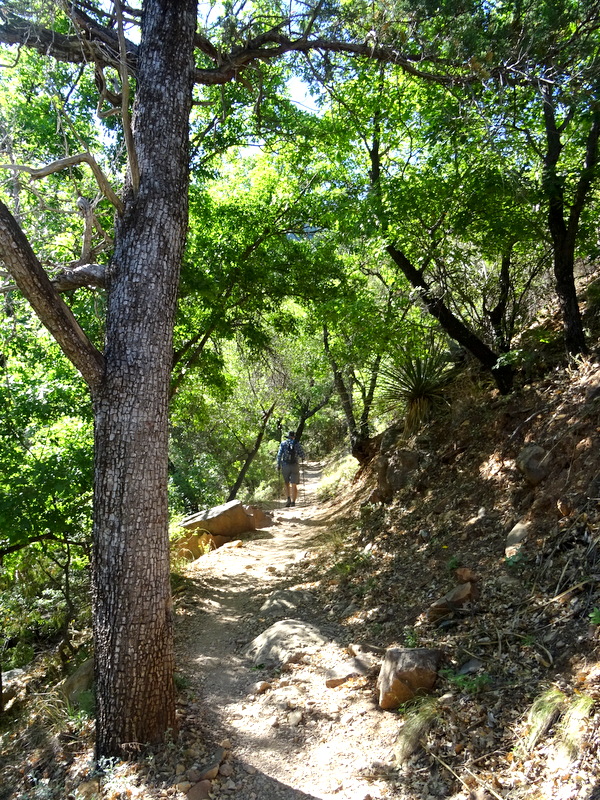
left=114, top=0, right=139, bottom=193
left=0, top=202, right=104, bottom=392
left=0, top=153, right=124, bottom=215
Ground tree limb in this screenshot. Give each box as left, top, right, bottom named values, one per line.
left=0, top=201, right=104, bottom=391
left=0, top=153, right=124, bottom=215
left=114, top=0, right=139, bottom=193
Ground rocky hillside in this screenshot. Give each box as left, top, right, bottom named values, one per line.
left=296, top=347, right=600, bottom=798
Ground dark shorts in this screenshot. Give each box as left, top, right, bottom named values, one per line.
left=281, top=463, right=300, bottom=485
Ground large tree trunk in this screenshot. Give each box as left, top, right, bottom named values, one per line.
left=92, top=0, right=197, bottom=757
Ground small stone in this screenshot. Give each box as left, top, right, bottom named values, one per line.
left=175, top=782, right=192, bottom=793
left=243, top=764, right=257, bottom=775
left=176, top=763, right=186, bottom=775
left=255, top=681, right=271, bottom=694
left=220, top=738, right=232, bottom=749
left=75, top=781, right=101, bottom=800
left=219, top=762, right=234, bottom=777
left=186, top=769, right=202, bottom=783
left=288, top=710, right=303, bottom=726
left=197, top=746, right=225, bottom=781
left=186, top=781, right=212, bottom=800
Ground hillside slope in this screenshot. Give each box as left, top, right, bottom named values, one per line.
left=301, top=353, right=600, bottom=799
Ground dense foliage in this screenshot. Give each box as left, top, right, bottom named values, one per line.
left=0, top=0, right=598, bottom=738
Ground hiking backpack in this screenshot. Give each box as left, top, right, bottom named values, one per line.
left=281, top=439, right=298, bottom=464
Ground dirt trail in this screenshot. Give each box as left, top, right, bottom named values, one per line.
left=176, top=463, right=401, bottom=800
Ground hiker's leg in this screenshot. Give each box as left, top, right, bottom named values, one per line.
left=290, top=483, right=298, bottom=503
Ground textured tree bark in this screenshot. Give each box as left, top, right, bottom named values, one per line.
left=92, top=0, right=197, bottom=757
left=541, top=86, right=599, bottom=356
left=385, top=244, right=514, bottom=394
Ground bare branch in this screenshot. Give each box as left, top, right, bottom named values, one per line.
left=0, top=153, right=124, bottom=215
left=52, top=262, right=106, bottom=291
left=114, top=0, right=139, bottom=193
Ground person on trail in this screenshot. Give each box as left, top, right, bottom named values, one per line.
left=277, top=430, right=305, bottom=507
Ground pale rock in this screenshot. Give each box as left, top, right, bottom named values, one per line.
left=219, top=762, right=234, bottom=777
left=325, top=655, right=376, bottom=688
left=176, top=763, right=186, bottom=775
left=259, top=589, right=314, bottom=616
left=377, top=647, right=443, bottom=709
left=75, top=780, right=100, bottom=799
left=255, top=681, right=271, bottom=694
left=197, top=746, right=225, bottom=781
left=220, top=738, right=232, bottom=749
left=60, top=658, right=94, bottom=706
left=176, top=500, right=273, bottom=559
left=176, top=782, right=192, bottom=793
left=243, top=764, right=257, bottom=774
left=455, top=567, right=478, bottom=583
left=243, top=505, right=273, bottom=529
left=288, top=710, right=303, bottom=726
left=505, top=520, right=530, bottom=558
left=244, top=619, right=328, bottom=666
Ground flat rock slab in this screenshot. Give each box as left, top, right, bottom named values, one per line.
left=244, top=619, right=328, bottom=666
left=180, top=500, right=273, bottom=536
left=259, top=589, right=315, bottom=615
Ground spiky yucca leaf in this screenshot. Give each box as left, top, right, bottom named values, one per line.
left=556, top=694, right=594, bottom=761
left=523, top=687, right=567, bottom=753
left=379, top=344, right=452, bottom=433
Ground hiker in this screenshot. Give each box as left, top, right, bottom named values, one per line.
left=277, top=430, right=305, bottom=507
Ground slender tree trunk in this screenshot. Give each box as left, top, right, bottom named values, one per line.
left=294, top=390, right=332, bottom=441
left=323, top=325, right=379, bottom=464
left=541, top=86, right=600, bottom=356
left=227, top=402, right=276, bottom=500
left=92, top=0, right=197, bottom=757
left=365, top=88, right=513, bottom=394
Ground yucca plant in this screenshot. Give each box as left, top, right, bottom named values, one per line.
left=555, top=693, right=594, bottom=762
left=379, top=341, right=453, bottom=433
left=521, top=687, right=567, bottom=754
left=394, top=696, right=440, bottom=764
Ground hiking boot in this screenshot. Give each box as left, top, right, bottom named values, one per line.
left=290, top=501, right=295, bottom=506
left=285, top=498, right=292, bottom=507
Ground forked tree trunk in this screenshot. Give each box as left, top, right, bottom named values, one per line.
left=91, top=0, right=197, bottom=756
